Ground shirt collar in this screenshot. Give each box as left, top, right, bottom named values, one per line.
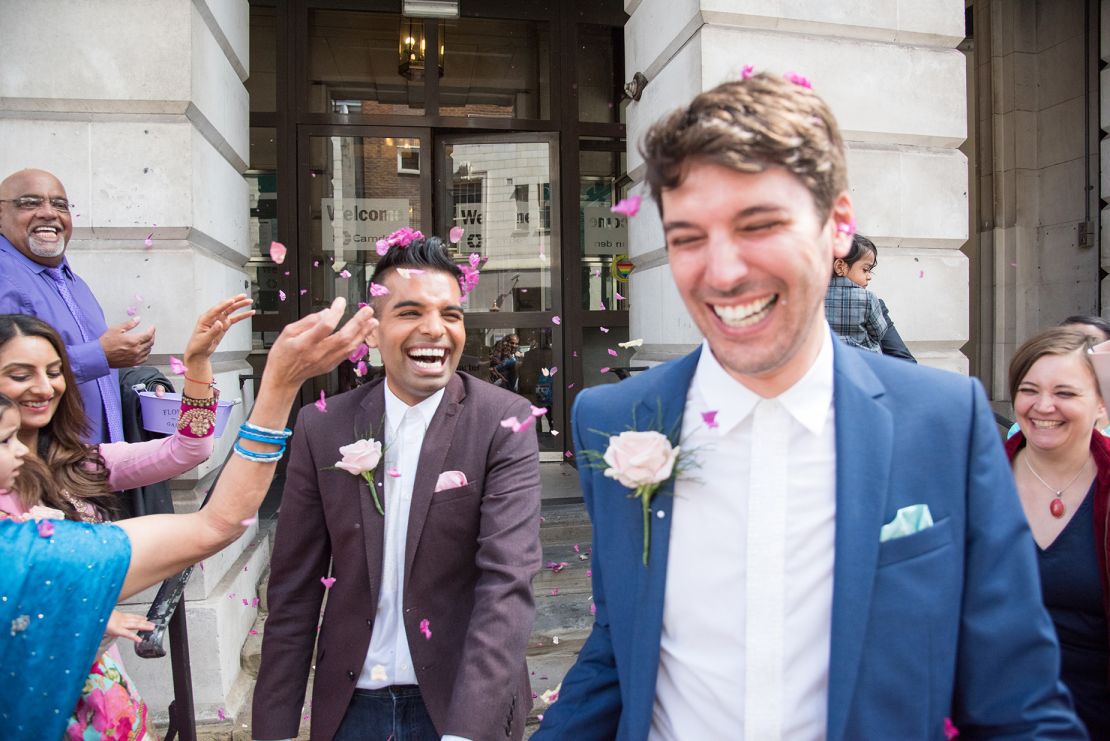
left=384, top=380, right=445, bottom=436
left=0, top=234, right=70, bottom=276
left=691, top=326, right=835, bottom=436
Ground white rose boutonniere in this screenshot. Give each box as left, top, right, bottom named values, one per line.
left=335, top=438, right=385, bottom=514
left=601, top=430, right=680, bottom=565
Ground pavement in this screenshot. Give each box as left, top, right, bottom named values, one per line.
left=184, top=463, right=591, bottom=740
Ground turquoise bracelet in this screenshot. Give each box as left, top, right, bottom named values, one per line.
left=233, top=441, right=285, bottom=462
left=241, top=421, right=292, bottom=439
left=238, top=427, right=288, bottom=445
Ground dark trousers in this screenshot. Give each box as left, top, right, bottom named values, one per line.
left=334, top=685, right=439, bottom=741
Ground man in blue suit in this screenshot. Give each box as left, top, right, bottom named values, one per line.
left=534, top=73, right=1084, bottom=739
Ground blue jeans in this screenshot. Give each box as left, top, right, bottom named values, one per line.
left=334, top=685, right=439, bottom=741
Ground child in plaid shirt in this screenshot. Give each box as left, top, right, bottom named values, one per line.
left=824, top=234, right=888, bottom=353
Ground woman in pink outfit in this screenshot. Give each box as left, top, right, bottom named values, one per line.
left=0, top=296, right=252, bottom=740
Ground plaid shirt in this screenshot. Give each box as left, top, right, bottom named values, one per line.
left=824, top=276, right=889, bottom=352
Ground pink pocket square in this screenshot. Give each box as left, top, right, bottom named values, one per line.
left=435, top=470, right=468, bottom=492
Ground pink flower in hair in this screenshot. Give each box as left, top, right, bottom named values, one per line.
left=458, top=265, right=481, bottom=297
left=740, top=64, right=755, bottom=79
left=375, top=227, right=425, bottom=256
left=784, top=71, right=812, bottom=89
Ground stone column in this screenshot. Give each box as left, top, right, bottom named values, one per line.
left=624, top=0, right=970, bottom=373
left=0, top=0, right=257, bottom=722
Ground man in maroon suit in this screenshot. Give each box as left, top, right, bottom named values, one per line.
left=253, top=235, right=542, bottom=740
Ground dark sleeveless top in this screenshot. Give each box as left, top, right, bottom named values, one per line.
left=1038, top=484, right=1110, bottom=739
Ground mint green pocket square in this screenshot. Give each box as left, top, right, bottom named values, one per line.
left=879, top=504, right=934, bottom=542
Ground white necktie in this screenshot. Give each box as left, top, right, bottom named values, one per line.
left=744, top=398, right=789, bottom=739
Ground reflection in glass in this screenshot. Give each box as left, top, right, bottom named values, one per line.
left=463, top=327, right=558, bottom=452
left=582, top=325, right=630, bottom=389
left=246, top=128, right=279, bottom=379
left=439, top=17, right=550, bottom=119
left=579, top=145, right=630, bottom=311
left=443, top=140, right=555, bottom=313
left=247, top=6, right=278, bottom=113
left=308, top=9, right=425, bottom=115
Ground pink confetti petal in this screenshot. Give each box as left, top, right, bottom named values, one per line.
left=590, top=602, right=597, bottom=615
left=370, top=282, right=389, bottom=297
left=355, top=360, right=368, bottom=377
left=919, top=270, right=925, bottom=278
left=320, top=576, right=336, bottom=589
left=348, top=344, right=369, bottom=363
left=600, top=367, right=610, bottom=373
left=549, top=366, right=558, bottom=376
left=387, top=467, right=401, bottom=478
left=252, top=597, right=260, bottom=608
left=599, top=326, right=609, bottom=333
left=614, top=291, right=625, bottom=301
left=552, top=316, right=561, bottom=325
left=566, top=383, right=575, bottom=389
left=299, top=288, right=308, bottom=295
left=573, top=544, right=580, bottom=553
left=784, top=71, right=812, bottom=88
left=741, top=63, right=755, bottom=79
left=144, top=233, right=154, bottom=249
left=269, top=241, right=287, bottom=264
left=607, top=348, right=618, bottom=357
left=314, top=390, right=327, bottom=413
left=313, top=260, right=320, bottom=267
left=217, top=708, right=226, bottom=721
left=278, top=289, right=287, bottom=302
left=240, top=516, right=258, bottom=527
left=169, top=356, right=187, bottom=375
left=419, top=618, right=432, bottom=639
left=564, top=450, right=574, bottom=458
left=339, top=269, right=351, bottom=279
left=600, top=302, right=607, bottom=310
left=449, top=226, right=465, bottom=243
left=283, top=270, right=290, bottom=276
left=249, top=629, right=258, bottom=635
left=468, top=252, right=480, bottom=268
left=610, top=195, right=642, bottom=218
left=37, top=520, right=54, bottom=538
left=702, top=410, right=719, bottom=429
left=530, top=405, right=548, bottom=417
left=126, top=305, right=139, bottom=317
left=586, top=568, right=592, bottom=577
left=550, top=588, right=559, bottom=596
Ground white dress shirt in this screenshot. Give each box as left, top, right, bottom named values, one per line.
left=651, top=331, right=837, bottom=740
left=358, top=383, right=444, bottom=689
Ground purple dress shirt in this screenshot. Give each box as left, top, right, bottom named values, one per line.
left=0, top=235, right=119, bottom=445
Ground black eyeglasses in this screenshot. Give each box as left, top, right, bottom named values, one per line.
left=0, top=196, right=72, bottom=213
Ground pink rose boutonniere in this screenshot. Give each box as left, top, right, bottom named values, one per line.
left=335, top=438, right=385, bottom=514
left=602, top=430, right=680, bottom=565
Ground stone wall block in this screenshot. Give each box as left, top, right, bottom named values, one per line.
left=1038, top=158, right=1087, bottom=227
left=625, top=34, right=703, bottom=178
left=89, top=122, right=193, bottom=229
left=191, top=3, right=250, bottom=166
left=624, top=0, right=701, bottom=80
left=0, top=0, right=190, bottom=101
left=195, top=0, right=250, bottom=80
left=191, top=128, right=250, bottom=256
left=0, top=119, right=93, bottom=208
left=871, top=249, right=969, bottom=343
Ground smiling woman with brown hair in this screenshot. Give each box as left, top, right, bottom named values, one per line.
left=1006, top=327, right=1110, bottom=737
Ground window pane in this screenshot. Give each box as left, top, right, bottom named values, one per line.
left=247, top=6, right=277, bottom=113
left=579, top=144, right=630, bottom=311
left=308, top=9, right=425, bottom=115
left=463, top=326, right=559, bottom=451
left=245, top=127, right=280, bottom=378
left=577, top=24, right=625, bottom=123
left=439, top=17, right=550, bottom=119
left=444, top=140, right=555, bottom=313
left=582, top=325, right=631, bottom=388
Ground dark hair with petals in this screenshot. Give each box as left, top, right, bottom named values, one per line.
left=642, top=71, right=847, bottom=221
left=0, top=314, right=113, bottom=519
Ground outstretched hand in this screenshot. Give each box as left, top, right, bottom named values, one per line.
left=261, top=297, right=377, bottom=391
left=183, top=295, right=254, bottom=364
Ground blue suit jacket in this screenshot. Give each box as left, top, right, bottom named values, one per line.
left=535, top=340, right=1084, bottom=740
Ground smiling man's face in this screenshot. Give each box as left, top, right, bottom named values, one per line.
left=0, top=169, right=72, bottom=267
left=663, top=162, right=852, bottom=396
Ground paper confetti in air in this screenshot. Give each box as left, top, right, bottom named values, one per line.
left=599, top=327, right=609, bottom=333
left=469, top=253, right=481, bottom=268
left=611, top=195, right=642, bottom=218
left=387, top=468, right=401, bottom=478
left=618, top=339, right=643, bottom=349
left=552, top=316, right=561, bottom=325
left=449, top=226, right=465, bottom=243
left=419, top=618, right=432, bottom=639
left=370, top=282, right=389, bottom=297
left=300, top=288, right=308, bottom=295
left=702, top=410, right=719, bottom=430
left=600, top=367, right=610, bottom=373
left=169, top=356, right=187, bottom=375
left=349, top=344, right=369, bottom=363
left=339, top=269, right=351, bottom=279
left=607, top=348, right=618, bottom=357
left=37, top=520, right=54, bottom=538
left=269, top=241, right=287, bottom=264
left=144, top=233, right=154, bottom=249
left=278, top=289, right=287, bottom=302
left=314, top=391, right=327, bottom=413
left=320, top=576, right=336, bottom=589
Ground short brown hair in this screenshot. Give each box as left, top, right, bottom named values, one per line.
left=641, top=72, right=847, bottom=220
left=1008, top=327, right=1098, bottom=403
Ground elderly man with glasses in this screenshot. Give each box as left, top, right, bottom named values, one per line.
left=0, top=168, right=156, bottom=444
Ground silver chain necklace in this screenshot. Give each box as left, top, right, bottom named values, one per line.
left=1023, top=454, right=1089, bottom=519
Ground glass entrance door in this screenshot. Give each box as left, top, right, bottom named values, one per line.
left=437, top=133, right=564, bottom=457
left=297, top=126, right=432, bottom=405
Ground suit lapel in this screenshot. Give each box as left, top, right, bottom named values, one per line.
left=625, top=348, right=701, bottom=739
left=356, top=381, right=388, bottom=610
left=826, top=343, right=893, bottom=741
left=403, top=374, right=465, bottom=585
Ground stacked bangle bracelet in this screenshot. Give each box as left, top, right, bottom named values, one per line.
left=233, top=422, right=293, bottom=463
left=177, top=386, right=220, bottom=438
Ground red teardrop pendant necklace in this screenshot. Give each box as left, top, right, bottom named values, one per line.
left=1022, top=454, right=1089, bottom=519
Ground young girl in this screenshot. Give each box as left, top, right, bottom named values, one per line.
left=825, top=235, right=915, bottom=361
left=0, top=393, right=30, bottom=493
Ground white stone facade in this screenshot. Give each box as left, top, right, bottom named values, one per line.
left=624, top=0, right=971, bottom=373
left=0, top=0, right=257, bottom=722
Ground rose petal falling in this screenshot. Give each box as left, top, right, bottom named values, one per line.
left=144, top=232, right=154, bottom=249
left=355, top=360, right=368, bottom=377
left=269, top=241, right=287, bottom=264
left=313, top=260, right=320, bottom=267
left=611, top=195, right=642, bottom=218
left=126, top=305, right=139, bottom=317
left=339, top=269, right=351, bottom=279
left=702, top=410, right=719, bottom=430
left=552, top=316, right=561, bottom=325
left=320, top=576, right=336, bottom=589
left=37, top=520, right=54, bottom=538
left=600, top=367, right=610, bottom=373
left=741, top=64, right=755, bottom=79
left=299, top=288, right=308, bottom=295
left=169, top=356, right=187, bottom=375
left=278, top=289, right=287, bottom=302
left=607, top=348, right=618, bottom=357
left=615, top=291, right=625, bottom=301
left=387, top=467, right=401, bottom=478
left=217, top=708, right=226, bottom=721
left=419, top=618, right=432, bottom=639
left=784, top=71, right=812, bottom=88
left=468, top=252, right=481, bottom=268
left=370, top=282, right=389, bottom=297
left=314, top=390, right=327, bottom=413
left=450, top=226, right=465, bottom=243
left=599, top=327, right=609, bottom=333
left=348, top=344, right=369, bottom=363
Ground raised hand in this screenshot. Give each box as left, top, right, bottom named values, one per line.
left=183, top=295, right=254, bottom=364
left=100, top=317, right=156, bottom=368
left=261, top=297, right=377, bottom=392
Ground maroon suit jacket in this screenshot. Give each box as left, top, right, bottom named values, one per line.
left=252, top=373, right=542, bottom=740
